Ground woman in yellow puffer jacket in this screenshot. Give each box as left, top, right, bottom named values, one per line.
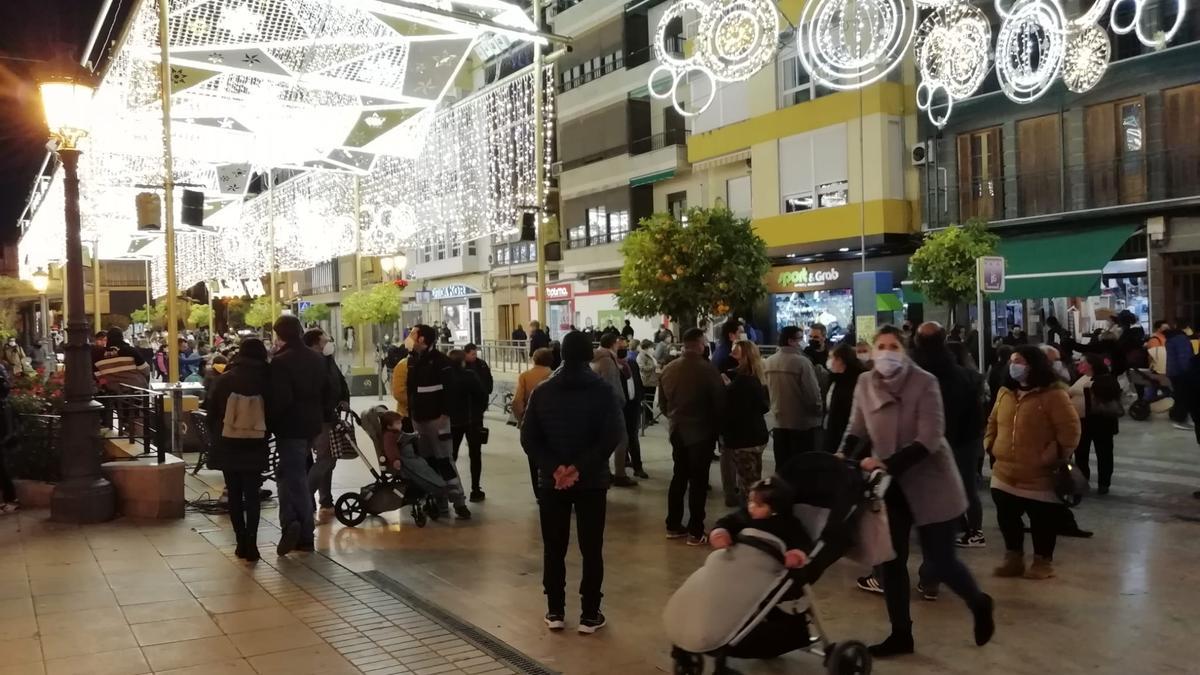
left=985, top=345, right=1081, bottom=581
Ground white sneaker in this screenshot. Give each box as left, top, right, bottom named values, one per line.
left=1173, top=422, right=1194, bottom=431
left=956, top=531, right=986, bottom=548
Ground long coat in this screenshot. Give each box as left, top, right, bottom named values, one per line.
left=846, top=364, right=968, bottom=526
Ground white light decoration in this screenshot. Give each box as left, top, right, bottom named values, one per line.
left=914, top=2, right=991, bottom=126
left=798, top=0, right=917, bottom=89
left=1110, top=0, right=1188, bottom=47
left=994, top=0, right=1066, bottom=103
left=647, top=0, right=779, bottom=117
left=1062, top=24, right=1111, bottom=93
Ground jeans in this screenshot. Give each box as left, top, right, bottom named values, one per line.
left=624, top=401, right=643, bottom=472
left=666, top=434, right=715, bottom=537
left=307, top=424, right=335, bottom=509
left=881, top=486, right=985, bottom=635
left=771, top=427, right=818, bottom=470
left=992, top=488, right=1059, bottom=559
left=954, top=438, right=984, bottom=533
left=1074, top=417, right=1115, bottom=489
left=276, top=437, right=315, bottom=547
left=539, top=488, right=607, bottom=616
left=452, top=424, right=484, bottom=492
left=224, top=470, right=262, bottom=545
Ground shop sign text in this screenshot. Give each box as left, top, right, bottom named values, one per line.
left=777, top=267, right=840, bottom=290
left=430, top=284, right=479, bottom=300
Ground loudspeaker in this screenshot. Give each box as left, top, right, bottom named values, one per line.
left=136, top=192, right=161, bottom=231
left=181, top=189, right=205, bottom=227
left=520, top=212, right=536, bottom=241
left=544, top=241, right=562, bottom=261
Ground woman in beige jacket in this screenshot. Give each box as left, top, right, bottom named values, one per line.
left=986, top=345, right=1081, bottom=580
left=846, top=326, right=993, bottom=658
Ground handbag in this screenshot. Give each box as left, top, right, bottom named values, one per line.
left=846, top=498, right=896, bottom=567
left=329, top=420, right=360, bottom=460
left=479, top=426, right=490, bottom=445
left=1087, top=384, right=1125, bottom=419
left=1054, top=461, right=1087, bottom=506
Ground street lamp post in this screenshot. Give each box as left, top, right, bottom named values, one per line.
left=40, top=63, right=115, bottom=523
left=31, top=267, right=50, bottom=341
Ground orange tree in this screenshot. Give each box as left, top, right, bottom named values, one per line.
left=617, top=206, right=769, bottom=329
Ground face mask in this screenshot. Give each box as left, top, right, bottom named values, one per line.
left=857, top=352, right=871, bottom=363
left=322, top=342, right=335, bottom=356
left=1009, top=363, right=1029, bottom=384
left=873, top=351, right=905, bottom=377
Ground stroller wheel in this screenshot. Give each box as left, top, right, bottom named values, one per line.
left=334, top=493, right=367, bottom=527
left=670, top=648, right=703, bottom=675
left=427, top=497, right=443, bottom=520
left=1129, top=399, right=1151, bottom=421
left=827, top=641, right=871, bottom=675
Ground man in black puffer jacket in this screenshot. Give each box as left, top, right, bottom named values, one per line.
left=521, top=331, right=623, bottom=634
left=269, top=315, right=332, bottom=555
left=406, top=324, right=470, bottom=520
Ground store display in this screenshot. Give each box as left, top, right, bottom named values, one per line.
left=772, top=289, right=854, bottom=342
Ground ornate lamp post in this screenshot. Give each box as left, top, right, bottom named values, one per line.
left=40, top=61, right=115, bottom=523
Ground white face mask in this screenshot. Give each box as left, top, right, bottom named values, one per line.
left=857, top=352, right=871, bottom=363
left=873, top=350, right=906, bottom=377
left=322, top=341, right=335, bottom=356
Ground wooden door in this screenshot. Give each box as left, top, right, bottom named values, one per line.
left=1164, top=84, right=1200, bottom=198
left=1084, top=102, right=1118, bottom=206
left=1017, top=114, right=1062, bottom=216
left=957, top=127, right=1003, bottom=220
left=1116, top=98, right=1147, bottom=203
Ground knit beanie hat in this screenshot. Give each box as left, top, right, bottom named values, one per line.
left=561, top=331, right=593, bottom=364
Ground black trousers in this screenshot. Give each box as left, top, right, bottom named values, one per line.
left=1169, top=374, right=1190, bottom=423
left=224, top=470, right=263, bottom=544
left=1074, top=417, right=1115, bottom=489
left=666, top=433, right=714, bottom=537
left=771, top=427, right=818, bottom=470
left=0, top=445, right=14, bottom=503
left=624, top=401, right=643, bottom=471
left=451, top=424, right=483, bottom=491
left=881, top=486, right=984, bottom=635
left=992, top=488, right=1058, bottom=559
left=539, top=488, right=607, bottom=616
left=953, top=439, right=984, bottom=532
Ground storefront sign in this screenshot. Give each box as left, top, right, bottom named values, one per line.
left=545, top=283, right=573, bottom=300
left=774, top=267, right=842, bottom=291
left=430, top=284, right=479, bottom=300
left=978, top=256, right=1006, bottom=293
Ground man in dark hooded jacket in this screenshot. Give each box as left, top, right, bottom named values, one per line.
left=521, top=331, right=622, bottom=634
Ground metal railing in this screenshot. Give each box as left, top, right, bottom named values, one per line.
left=431, top=339, right=781, bottom=374
left=560, top=130, right=690, bottom=172
left=94, top=385, right=166, bottom=462
left=933, top=144, right=1200, bottom=227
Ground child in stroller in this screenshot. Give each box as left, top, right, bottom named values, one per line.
left=664, top=453, right=879, bottom=675
left=333, top=406, right=452, bottom=528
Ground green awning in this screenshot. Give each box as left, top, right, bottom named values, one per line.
left=901, top=223, right=1136, bottom=303
left=876, top=292, right=904, bottom=312
left=630, top=169, right=675, bottom=187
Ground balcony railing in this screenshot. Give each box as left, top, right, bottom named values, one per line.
left=567, top=228, right=629, bottom=250
left=557, top=38, right=684, bottom=94
left=559, top=130, right=690, bottom=172
left=933, top=144, right=1200, bottom=227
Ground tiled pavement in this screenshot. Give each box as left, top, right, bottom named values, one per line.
left=0, top=504, right=528, bottom=675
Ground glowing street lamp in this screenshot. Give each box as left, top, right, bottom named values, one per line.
left=40, top=59, right=115, bottom=524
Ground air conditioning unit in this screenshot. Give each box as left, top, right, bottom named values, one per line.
left=911, top=141, right=930, bottom=166
left=550, top=161, right=563, bottom=178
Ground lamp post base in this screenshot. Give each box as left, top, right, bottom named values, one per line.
left=51, top=476, right=116, bottom=524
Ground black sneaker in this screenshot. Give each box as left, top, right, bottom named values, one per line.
left=544, top=612, right=565, bottom=631
left=469, top=489, right=486, bottom=503
left=633, top=470, right=649, bottom=479
left=856, top=575, right=884, bottom=594
left=454, top=504, right=472, bottom=520
left=686, top=534, right=708, bottom=547
left=974, top=593, right=995, bottom=646
left=578, top=612, right=607, bottom=634
left=916, top=581, right=939, bottom=601
left=666, top=528, right=688, bottom=539
left=868, top=632, right=914, bottom=658
left=276, top=522, right=301, bottom=557
left=956, top=531, right=987, bottom=548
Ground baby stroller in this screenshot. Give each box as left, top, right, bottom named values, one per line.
left=1125, top=368, right=1173, bottom=421
left=664, top=452, right=883, bottom=675
left=333, top=405, right=449, bottom=528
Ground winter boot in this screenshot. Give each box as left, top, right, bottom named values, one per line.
left=993, top=551, right=1025, bottom=577
left=1023, top=555, right=1055, bottom=579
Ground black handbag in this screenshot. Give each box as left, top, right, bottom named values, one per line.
left=479, top=427, right=490, bottom=445
left=1055, top=461, right=1087, bottom=506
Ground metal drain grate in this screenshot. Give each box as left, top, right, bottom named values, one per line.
left=361, top=570, right=560, bottom=675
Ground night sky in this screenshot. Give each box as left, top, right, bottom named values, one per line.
left=0, top=0, right=113, bottom=244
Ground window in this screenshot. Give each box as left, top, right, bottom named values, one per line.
left=783, top=193, right=813, bottom=213
left=568, top=224, right=588, bottom=249
left=588, top=206, right=608, bottom=246
left=435, top=236, right=447, bottom=260
left=467, top=239, right=477, bottom=256
left=778, top=125, right=846, bottom=214
left=422, top=242, right=432, bottom=263
left=726, top=176, right=752, bottom=218
left=817, top=181, right=849, bottom=208
left=777, top=48, right=832, bottom=108
left=609, top=210, right=630, bottom=242
left=451, top=238, right=461, bottom=258
left=495, top=245, right=509, bottom=266
left=667, top=191, right=687, bottom=222
left=1016, top=114, right=1062, bottom=216
left=957, top=127, right=1003, bottom=220
left=1085, top=97, right=1146, bottom=207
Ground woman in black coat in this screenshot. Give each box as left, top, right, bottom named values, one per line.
left=824, top=344, right=865, bottom=452
left=203, top=339, right=271, bottom=561
left=721, top=340, right=770, bottom=501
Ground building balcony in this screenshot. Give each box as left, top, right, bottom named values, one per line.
left=557, top=39, right=684, bottom=119
left=551, top=0, right=625, bottom=42
left=931, top=144, right=1200, bottom=228
left=559, top=131, right=690, bottom=200
left=410, top=251, right=488, bottom=281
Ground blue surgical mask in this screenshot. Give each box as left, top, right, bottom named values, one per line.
left=1009, top=363, right=1029, bottom=384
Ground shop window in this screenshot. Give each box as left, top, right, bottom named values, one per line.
left=1016, top=113, right=1062, bottom=216
left=957, top=126, right=1003, bottom=220
left=1085, top=96, right=1146, bottom=207
left=783, top=192, right=813, bottom=213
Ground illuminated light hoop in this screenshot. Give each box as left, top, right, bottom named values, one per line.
left=647, top=0, right=778, bottom=116
left=798, top=0, right=918, bottom=90
left=1062, top=24, right=1111, bottom=93
left=917, top=81, right=954, bottom=128
left=1110, top=0, right=1188, bottom=47
left=995, top=0, right=1067, bottom=104
left=1068, top=0, right=1114, bottom=27
left=915, top=3, right=991, bottom=99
